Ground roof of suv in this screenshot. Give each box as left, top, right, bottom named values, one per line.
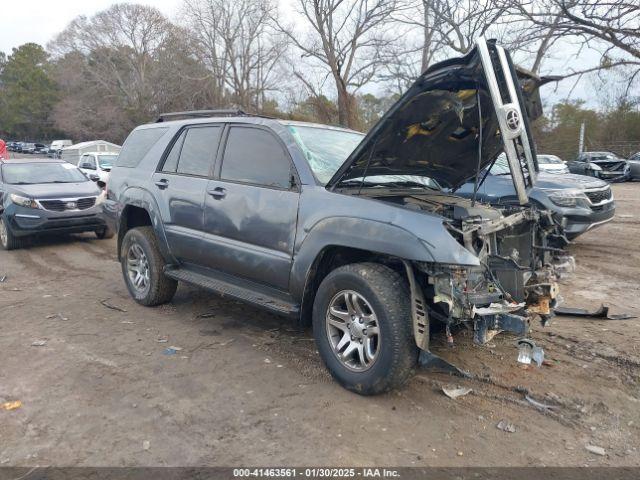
left=140, top=115, right=362, bottom=135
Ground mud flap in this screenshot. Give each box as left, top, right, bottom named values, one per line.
left=403, top=261, right=429, bottom=351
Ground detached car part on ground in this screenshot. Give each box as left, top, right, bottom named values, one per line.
left=456, top=156, right=615, bottom=240
left=0, top=159, right=112, bottom=250
left=105, top=39, right=564, bottom=395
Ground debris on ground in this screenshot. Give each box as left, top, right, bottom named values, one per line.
left=196, top=312, right=217, bottom=318
left=31, top=340, right=47, bottom=347
left=142, top=440, right=150, bottom=451
left=496, top=419, right=516, bottom=433
left=0, top=275, right=6, bottom=283
left=1, top=401, right=22, bottom=411
left=163, top=346, right=181, bottom=355
left=100, top=299, right=127, bottom=313
left=442, top=385, right=472, bottom=399
left=517, top=339, right=544, bottom=366
left=46, top=313, right=68, bottom=321
left=156, top=338, right=168, bottom=343
left=585, top=444, right=606, bottom=456
left=555, top=304, right=637, bottom=320
left=524, top=395, right=558, bottom=411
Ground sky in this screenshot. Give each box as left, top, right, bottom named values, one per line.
left=0, top=0, right=607, bottom=109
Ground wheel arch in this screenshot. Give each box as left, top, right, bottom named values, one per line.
left=116, top=188, right=175, bottom=263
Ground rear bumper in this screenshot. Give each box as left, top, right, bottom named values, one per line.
left=4, top=204, right=106, bottom=237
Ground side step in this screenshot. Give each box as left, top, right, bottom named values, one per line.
left=164, top=266, right=300, bottom=317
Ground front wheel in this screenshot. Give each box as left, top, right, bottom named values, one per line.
left=0, top=216, right=24, bottom=250
left=120, top=226, right=177, bottom=306
left=312, top=262, right=418, bottom=395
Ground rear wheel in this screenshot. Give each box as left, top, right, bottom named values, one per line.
left=0, top=216, right=24, bottom=250
left=312, top=262, right=417, bottom=395
left=120, top=226, right=177, bottom=306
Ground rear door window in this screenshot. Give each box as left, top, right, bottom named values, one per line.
left=161, top=131, right=186, bottom=173
left=220, top=127, right=292, bottom=189
left=176, top=126, right=221, bottom=177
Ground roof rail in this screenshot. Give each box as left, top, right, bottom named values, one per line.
left=155, top=109, right=273, bottom=122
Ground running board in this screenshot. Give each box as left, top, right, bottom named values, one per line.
left=164, top=266, right=300, bottom=317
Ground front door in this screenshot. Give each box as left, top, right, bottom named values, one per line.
left=202, top=125, right=299, bottom=291
left=151, top=125, right=222, bottom=264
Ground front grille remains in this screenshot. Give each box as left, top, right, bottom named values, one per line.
left=39, top=197, right=97, bottom=212
left=585, top=188, right=611, bottom=204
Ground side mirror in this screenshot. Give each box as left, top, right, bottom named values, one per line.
left=97, top=181, right=107, bottom=190
left=89, top=174, right=100, bottom=182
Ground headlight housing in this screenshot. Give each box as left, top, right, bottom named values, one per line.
left=9, top=194, right=40, bottom=209
left=587, top=163, right=602, bottom=171
left=548, top=190, right=589, bottom=208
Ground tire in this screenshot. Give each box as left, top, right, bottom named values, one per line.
left=312, top=262, right=418, bottom=395
left=95, top=226, right=115, bottom=239
left=120, top=226, right=177, bottom=306
left=0, top=216, right=24, bottom=250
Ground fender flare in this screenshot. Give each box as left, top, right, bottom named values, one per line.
left=290, top=216, right=436, bottom=302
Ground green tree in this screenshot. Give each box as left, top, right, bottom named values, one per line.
left=0, top=43, right=58, bottom=140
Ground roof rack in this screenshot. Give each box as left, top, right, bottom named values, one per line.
left=155, top=109, right=273, bottom=123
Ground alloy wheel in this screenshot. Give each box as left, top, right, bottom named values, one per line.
left=0, top=219, right=7, bottom=248
left=325, top=290, right=380, bottom=372
left=126, top=242, right=150, bottom=293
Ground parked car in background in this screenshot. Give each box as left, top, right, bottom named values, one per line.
left=537, top=154, right=569, bottom=174
left=21, top=143, right=36, bottom=154
left=0, top=158, right=112, bottom=250
left=628, top=152, right=640, bottom=181
left=33, top=143, right=48, bottom=155
left=456, top=155, right=615, bottom=240
left=567, top=151, right=630, bottom=182
left=7, top=142, right=20, bottom=152
left=48, top=139, right=73, bottom=158
left=77, top=152, right=119, bottom=184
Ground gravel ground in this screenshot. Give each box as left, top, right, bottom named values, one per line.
left=0, top=182, right=638, bottom=467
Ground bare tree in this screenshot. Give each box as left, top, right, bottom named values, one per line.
left=181, top=0, right=287, bottom=111
left=49, top=4, right=211, bottom=141
left=276, top=0, right=397, bottom=128
left=502, top=0, right=640, bottom=81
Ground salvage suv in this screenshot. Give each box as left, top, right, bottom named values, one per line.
left=105, top=39, right=563, bottom=394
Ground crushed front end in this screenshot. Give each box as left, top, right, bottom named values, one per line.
left=414, top=205, right=563, bottom=345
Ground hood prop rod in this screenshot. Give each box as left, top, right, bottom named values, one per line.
left=471, top=89, right=484, bottom=207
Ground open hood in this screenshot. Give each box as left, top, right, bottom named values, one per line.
left=327, top=38, right=545, bottom=205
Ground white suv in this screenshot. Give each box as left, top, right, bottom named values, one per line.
left=77, top=152, right=119, bottom=183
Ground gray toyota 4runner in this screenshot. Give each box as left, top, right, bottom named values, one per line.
left=105, top=39, right=562, bottom=394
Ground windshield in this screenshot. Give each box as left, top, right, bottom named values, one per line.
left=2, top=163, right=88, bottom=184
left=538, top=155, right=563, bottom=165
left=489, top=154, right=511, bottom=175
left=98, top=155, right=117, bottom=169
left=288, top=125, right=365, bottom=185
left=590, top=153, right=617, bottom=161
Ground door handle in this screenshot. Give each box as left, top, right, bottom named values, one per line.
left=207, top=187, right=227, bottom=199
left=155, top=179, right=169, bottom=189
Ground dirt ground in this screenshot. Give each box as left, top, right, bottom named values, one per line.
left=0, top=183, right=639, bottom=467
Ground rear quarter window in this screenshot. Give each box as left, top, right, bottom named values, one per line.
left=117, top=127, right=169, bottom=168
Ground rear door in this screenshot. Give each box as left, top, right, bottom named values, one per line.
left=201, top=124, right=299, bottom=291
left=151, top=125, right=223, bottom=264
